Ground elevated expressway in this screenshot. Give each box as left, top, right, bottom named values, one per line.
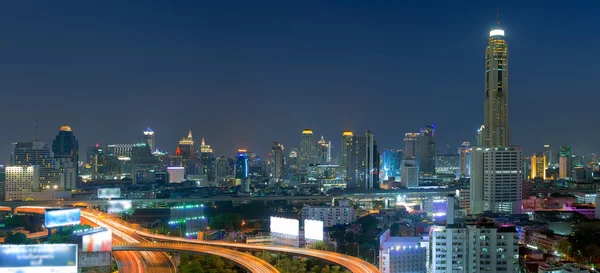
left=83, top=211, right=380, bottom=273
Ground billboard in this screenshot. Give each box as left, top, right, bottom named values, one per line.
left=82, top=230, right=112, bottom=252
left=107, top=200, right=132, bottom=213
left=0, top=244, right=77, bottom=273
left=270, top=217, right=299, bottom=236
left=45, top=209, right=81, bottom=228
left=304, top=219, right=324, bottom=241
left=167, top=167, right=185, bottom=183
left=97, top=188, right=121, bottom=199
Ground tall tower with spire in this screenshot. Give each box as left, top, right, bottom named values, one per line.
left=143, top=127, right=155, bottom=151
left=483, top=11, right=510, bottom=147
left=200, top=137, right=214, bottom=181
left=178, top=130, right=195, bottom=159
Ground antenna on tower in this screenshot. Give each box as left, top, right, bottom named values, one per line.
left=496, top=9, right=500, bottom=25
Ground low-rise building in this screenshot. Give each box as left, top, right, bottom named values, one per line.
left=378, top=229, right=428, bottom=273
left=301, top=203, right=355, bottom=227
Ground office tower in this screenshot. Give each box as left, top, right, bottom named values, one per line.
left=215, top=156, right=229, bottom=181
left=347, top=130, right=375, bottom=189
left=559, top=145, right=572, bottom=179
left=287, top=148, right=299, bottom=177
left=299, top=129, right=316, bottom=170
left=459, top=141, right=471, bottom=178
left=317, top=136, right=331, bottom=164
left=430, top=223, right=519, bottom=273
left=106, top=144, right=134, bottom=157
left=51, top=126, right=79, bottom=190
left=269, top=142, right=284, bottom=183
left=235, top=150, right=250, bottom=192
left=143, top=127, right=155, bottom=151
left=475, top=125, right=485, bottom=146
left=87, top=144, right=106, bottom=179
left=373, top=141, right=380, bottom=188
left=483, top=21, right=510, bottom=147
left=471, top=147, right=523, bottom=214
left=544, top=144, right=552, bottom=166
left=403, top=133, right=420, bottom=160
left=199, top=138, right=214, bottom=181
left=12, top=141, right=60, bottom=189
left=417, top=125, right=436, bottom=173
left=435, top=154, right=460, bottom=178
left=378, top=232, right=427, bottom=273
left=401, top=160, right=418, bottom=189
left=5, top=166, right=39, bottom=201
left=531, top=153, right=546, bottom=180
left=381, top=149, right=402, bottom=181
left=341, top=131, right=353, bottom=179
left=178, top=130, right=195, bottom=159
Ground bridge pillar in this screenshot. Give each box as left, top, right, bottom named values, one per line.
left=172, top=252, right=181, bottom=267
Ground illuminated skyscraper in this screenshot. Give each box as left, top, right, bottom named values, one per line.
left=52, top=126, right=79, bottom=190
left=235, top=149, right=250, bottom=192
left=347, top=130, right=375, bottom=189
left=482, top=19, right=510, bottom=147
left=299, top=129, right=316, bottom=170
left=475, top=125, right=484, bottom=146
left=341, top=131, right=353, bottom=179
left=559, top=145, right=572, bottom=179
left=459, top=141, right=471, bottom=178
left=12, top=141, right=60, bottom=189
left=200, top=138, right=214, bottom=181
left=269, top=142, right=285, bottom=183
left=143, top=127, right=155, bottom=151
left=531, top=153, right=546, bottom=180
left=178, top=130, right=195, bottom=159
left=317, top=136, right=331, bottom=164
left=544, top=144, right=552, bottom=166
left=403, top=133, right=420, bottom=160
left=215, top=156, right=230, bottom=181
left=381, top=149, right=402, bottom=181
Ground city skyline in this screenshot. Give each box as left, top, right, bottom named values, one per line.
left=1, top=2, right=599, bottom=160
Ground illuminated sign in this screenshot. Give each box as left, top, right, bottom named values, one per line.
left=0, top=244, right=77, bottom=273
left=270, top=217, right=299, bottom=236
left=82, top=230, right=112, bottom=252
left=490, top=29, right=505, bottom=37
left=107, top=200, right=132, bottom=213
left=45, top=209, right=81, bottom=228
left=304, top=219, right=324, bottom=241
left=97, top=188, right=121, bottom=199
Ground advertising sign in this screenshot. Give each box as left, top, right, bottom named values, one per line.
left=304, top=219, right=324, bottom=241
left=97, top=188, right=121, bottom=199
left=270, top=216, right=299, bottom=236
left=107, top=200, right=132, bottom=213
left=0, top=244, right=77, bottom=273
left=82, top=230, right=112, bottom=252
left=45, top=209, right=81, bottom=228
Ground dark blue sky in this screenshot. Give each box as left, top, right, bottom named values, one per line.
left=0, top=1, right=598, bottom=161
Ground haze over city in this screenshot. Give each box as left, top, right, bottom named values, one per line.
left=1, top=1, right=598, bottom=159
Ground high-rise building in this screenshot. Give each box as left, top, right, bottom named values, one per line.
left=459, top=141, right=472, bottom=178
left=435, top=154, right=459, bottom=178
left=470, top=147, right=523, bottom=214
left=5, top=166, right=39, bottom=201
left=287, top=148, right=299, bottom=178
left=143, top=127, right=155, bottom=151
left=401, top=160, right=419, bottom=189
left=299, top=129, right=317, bottom=170
left=341, top=131, right=353, bottom=180
left=378, top=230, right=428, bottom=273
left=178, top=130, right=195, bottom=160
left=215, top=156, right=230, bottom=181
left=482, top=22, right=510, bottom=147
left=559, top=145, right=572, bottom=179
left=317, top=136, right=331, bottom=164
left=430, top=223, right=519, bottom=273
left=531, top=153, right=546, bottom=180
left=235, top=150, right=250, bottom=192
left=475, top=125, right=485, bottom=146
left=347, top=130, right=375, bottom=189
left=199, top=138, right=214, bottom=181
left=381, top=149, right=402, bottom=181
left=106, top=144, right=134, bottom=157
left=417, top=125, right=436, bottom=173
left=52, top=126, right=79, bottom=190
left=544, top=144, right=552, bottom=166
left=12, top=141, right=60, bottom=189
left=269, top=142, right=284, bottom=183
left=403, top=133, right=420, bottom=160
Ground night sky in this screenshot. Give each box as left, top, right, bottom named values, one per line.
left=1, top=1, right=598, bottom=162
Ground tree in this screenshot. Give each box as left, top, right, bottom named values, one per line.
left=4, top=232, right=28, bottom=244
left=275, top=257, right=307, bottom=273
left=209, top=213, right=242, bottom=232
left=48, top=234, right=64, bottom=244
left=311, top=241, right=335, bottom=252
left=557, top=239, right=572, bottom=257
left=584, top=244, right=600, bottom=263
left=180, top=260, right=204, bottom=273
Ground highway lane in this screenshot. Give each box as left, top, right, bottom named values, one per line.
left=113, top=243, right=279, bottom=273
left=83, top=211, right=380, bottom=273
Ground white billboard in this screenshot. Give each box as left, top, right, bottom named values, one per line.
left=45, top=209, right=81, bottom=228
left=82, top=230, right=112, bottom=252
left=0, top=244, right=77, bottom=273
left=107, top=200, right=132, bottom=213
left=97, top=188, right=121, bottom=199
left=304, top=219, right=324, bottom=241
left=167, top=167, right=185, bottom=183
left=270, top=217, right=299, bottom=236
